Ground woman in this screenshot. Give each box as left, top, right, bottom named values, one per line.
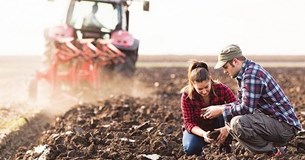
left=180, top=60, right=237, bottom=155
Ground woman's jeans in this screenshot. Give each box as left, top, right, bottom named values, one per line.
left=182, top=130, right=206, bottom=155
left=182, top=115, right=231, bottom=155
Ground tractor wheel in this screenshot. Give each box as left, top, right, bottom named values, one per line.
left=114, top=49, right=138, bottom=77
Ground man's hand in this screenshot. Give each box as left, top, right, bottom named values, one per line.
left=201, top=105, right=224, bottom=119
left=215, top=127, right=229, bottom=145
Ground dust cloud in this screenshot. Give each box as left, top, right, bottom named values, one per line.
left=0, top=71, right=154, bottom=119
left=0, top=56, right=155, bottom=121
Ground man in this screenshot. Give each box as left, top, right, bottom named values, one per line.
left=82, top=3, right=107, bottom=31
left=202, top=44, right=301, bottom=156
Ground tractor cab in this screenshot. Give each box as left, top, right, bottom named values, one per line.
left=65, top=0, right=149, bottom=40
left=66, top=0, right=128, bottom=39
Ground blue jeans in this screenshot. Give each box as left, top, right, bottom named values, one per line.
left=182, top=115, right=229, bottom=155
left=183, top=130, right=207, bottom=155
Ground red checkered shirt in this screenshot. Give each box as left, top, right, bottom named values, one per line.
left=181, top=82, right=237, bottom=132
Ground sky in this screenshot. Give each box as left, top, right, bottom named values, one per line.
left=1, top=0, right=305, bottom=56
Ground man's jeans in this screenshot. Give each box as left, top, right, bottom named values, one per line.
left=227, top=113, right=298, bottom=153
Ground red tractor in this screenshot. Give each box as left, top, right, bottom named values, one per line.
left=29, top=0, right=149, bottom=101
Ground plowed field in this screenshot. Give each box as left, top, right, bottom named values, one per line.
left=0, top=55, right=304, bottom=160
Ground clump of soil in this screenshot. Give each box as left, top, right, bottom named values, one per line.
left=7, top=67, right=305, bottom=159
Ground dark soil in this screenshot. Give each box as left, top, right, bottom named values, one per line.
left=5, top=67, right=305, bottom=159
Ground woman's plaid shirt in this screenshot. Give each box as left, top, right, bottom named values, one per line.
left=181, top=82, right=237, bottom=132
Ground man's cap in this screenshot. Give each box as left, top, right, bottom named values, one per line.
left=214, top=44, right=243, bottom=69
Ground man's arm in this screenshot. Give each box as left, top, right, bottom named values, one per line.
left=204, top=75, right=264, bottom=122
left=91, top=15, right=106, bottom=28
left=223, top=74, right=264, bottom=121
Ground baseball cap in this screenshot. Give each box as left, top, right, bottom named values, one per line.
left=214, top=44, right=243, bottom=69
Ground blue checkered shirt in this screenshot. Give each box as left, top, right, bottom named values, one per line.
left=223, top=59, right=301, bottom=130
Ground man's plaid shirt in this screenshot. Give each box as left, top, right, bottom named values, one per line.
left=223, top=59, right=302, bottom=130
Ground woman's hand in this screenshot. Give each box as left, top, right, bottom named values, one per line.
left=201, top=105, right=224, bottom=119
left=202, top=131, right=214, bottom=143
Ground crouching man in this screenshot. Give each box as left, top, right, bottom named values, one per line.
left=203, top=44, right=301, bottom=157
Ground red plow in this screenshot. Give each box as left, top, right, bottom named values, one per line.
left=29, top=36, right=127, bottom=101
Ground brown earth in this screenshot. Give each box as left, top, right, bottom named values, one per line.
left=0, top=56, right=304, bottom=159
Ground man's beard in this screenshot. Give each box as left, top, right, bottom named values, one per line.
left=229, top=64, right=238, bottom=78
left=231, top=72, right=238, bottom=79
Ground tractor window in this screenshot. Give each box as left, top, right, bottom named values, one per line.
left=69, top=1, right=120, bottom=31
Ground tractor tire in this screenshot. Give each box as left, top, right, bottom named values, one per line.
left=114, top=49, right=138, bottom=77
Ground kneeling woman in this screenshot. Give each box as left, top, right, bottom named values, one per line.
left=180, top=60, right=236, bottom=155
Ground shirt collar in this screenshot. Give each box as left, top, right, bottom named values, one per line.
left=236, top=59, right=249, bottom=81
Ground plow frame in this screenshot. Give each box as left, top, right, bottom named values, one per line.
left=29, top=37, right=126, bottom=101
